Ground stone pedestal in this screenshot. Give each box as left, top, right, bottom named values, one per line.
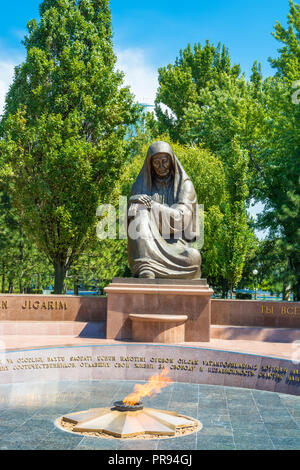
left=129, top=314, right=188, bottom=344
left=105, top=278, right=213, bottom=343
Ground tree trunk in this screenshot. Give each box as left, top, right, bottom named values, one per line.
left=290, top=258, right=300, bottom=301
left=221, top=283, right=227, bottom=299
left=74, top=278, right=79, bottom=296
left=293, top=281, right=300, bottom=302
left=1, top=262, right=5, bottom=293
left=282, top=280, right=289, bottom=301
left=54, top=262, right=66, bottom=294
left=19, top=238, right=24, bottom=294
left=36, top=273, right=40, bottom=293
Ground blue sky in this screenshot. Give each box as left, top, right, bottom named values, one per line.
left=0, top=0, right=291, bottom=107
left=111, top=0, right=289, bottom=75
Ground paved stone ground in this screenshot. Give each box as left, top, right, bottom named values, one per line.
left=1, top=322, right=299, bottom=360
left=0, top=380, right=299, bottom=450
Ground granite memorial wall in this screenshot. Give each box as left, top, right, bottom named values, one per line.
left=0, top=295, right=299, bottom=328
left=0, top=344, right=299, bottom=396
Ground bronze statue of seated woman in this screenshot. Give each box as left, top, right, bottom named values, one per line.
left=128, top=141, right=201, bottom=279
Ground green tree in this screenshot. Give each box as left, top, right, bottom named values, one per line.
left=270, top=1, right=300, bottom=81
left=0, top=184, right=52, bottom=293
left=215, top=141, right=251, bottom=298
left=0, top=0, right=140, bottom=293
left=151, top=42, right=261, bottom=299
left=154, top=40, right=241, bottom=142
left=255, top=239, right=291, bottom=300
left=236, top=228, right=260, bottom=292
left=182, top=73, right=265, bottom=166
left=255, top=1, right=300, bottom=299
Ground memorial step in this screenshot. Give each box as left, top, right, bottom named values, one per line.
left=1, top=321, right=299, bottom=344
left=0, top=321, right=106, bottom=338
left=211, top=325, right=300, bottom=343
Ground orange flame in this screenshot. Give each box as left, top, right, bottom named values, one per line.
left=123, top=368, right=172, bottom=406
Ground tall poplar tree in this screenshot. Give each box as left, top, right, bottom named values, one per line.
left=257, top=0, right=300, bottom=299
left=217, top=140, right=251, bottom=298
left=0, top=0, right=140, bottom=293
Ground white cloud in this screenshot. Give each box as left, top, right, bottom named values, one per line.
left=116, top=48, right=158, bottom=106
left=1, top=49, right=158, bottom=114
left=0, top=60, right=17, bottom=115
left=159, top=102, right=177, bottom=120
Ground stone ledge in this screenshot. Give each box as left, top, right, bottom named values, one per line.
left=105, top=285, right=213, bottom=296
left=112, top=278, right=208, bottom=285
left=129, top=314, right=188, bottom=323
left=105, top=278, right=213, bottom=297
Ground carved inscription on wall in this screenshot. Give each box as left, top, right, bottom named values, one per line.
left=0, top=299, right=68, bottom=311
left=261, top=305, right=299, bottom=316
left=21, top=301, right=67, bottom=311
left=0, top=353, right=299, bottom=386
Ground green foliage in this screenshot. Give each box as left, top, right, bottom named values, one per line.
left=270, top=1, right=300, bottom=81
left=149, top=4, right=299, bottom=299
left=154, top=40, right=241, bottom=142
left=0, top=0, right=140, bottom=293
left=217, top=141, right=252, bottom=296
left=0, top=184, right=53, bottom=293
left=66, top=237, right=130, bottom=292
left=0, top=1, right=298, bottom=298
left=255, top=239, right=291, bottom=298
left=255, top=1, right=300, bottom=299
left=182, top=74, right=265, bottom=167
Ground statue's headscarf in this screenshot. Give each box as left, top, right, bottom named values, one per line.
left=130, top=141, right=199, bottom=242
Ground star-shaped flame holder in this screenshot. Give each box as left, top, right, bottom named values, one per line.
left=61, top=403, right=201, bottom=438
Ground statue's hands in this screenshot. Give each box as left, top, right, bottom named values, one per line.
left=140, top=195, right=152, bottom=209
left=130, top=195, right=152, bottom=209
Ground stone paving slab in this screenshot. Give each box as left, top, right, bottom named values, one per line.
left=0, top=380, right=299, bottom=450
left=0, top=334, right=299, bottom=360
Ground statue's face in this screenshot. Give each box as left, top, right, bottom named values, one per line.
left=151, top=153, right=172, bottom=178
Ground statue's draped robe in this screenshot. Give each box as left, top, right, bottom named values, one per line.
left=128, top=142, right=201, bottom=279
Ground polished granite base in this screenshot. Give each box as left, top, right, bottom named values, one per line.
left=105, top=279, right=212, bottom=342
left=0, top=380, right=299, bottom=450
